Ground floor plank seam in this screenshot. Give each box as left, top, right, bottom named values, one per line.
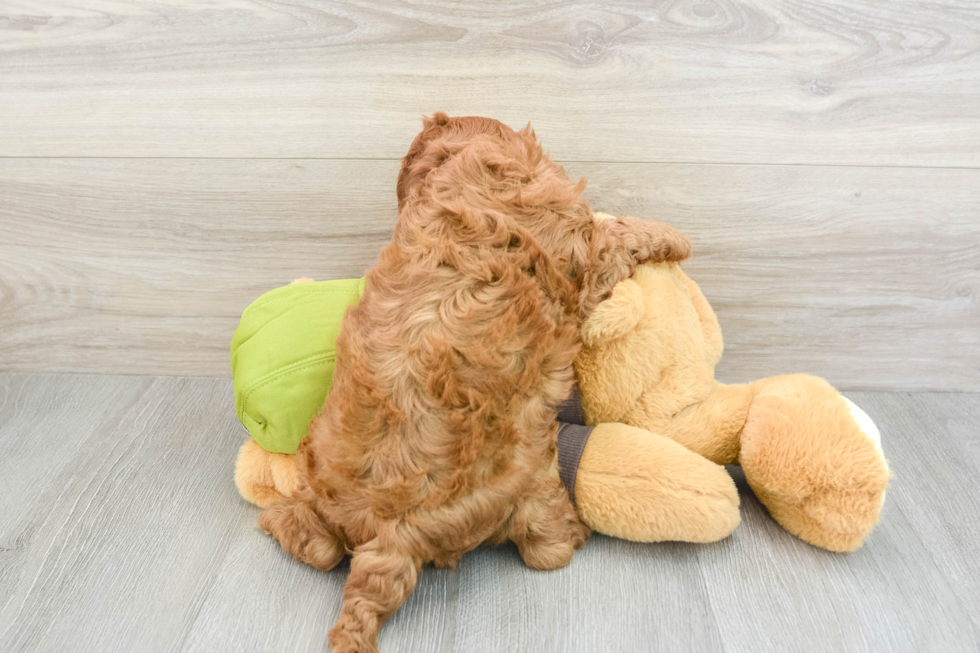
left=1, top=155, right=979, bottom=172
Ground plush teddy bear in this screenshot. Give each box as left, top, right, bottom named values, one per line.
left=233, top=225, right=890, bottom=552
left=573, top=249, right=891, bottom=552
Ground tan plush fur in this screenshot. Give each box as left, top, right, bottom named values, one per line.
left=575, top=258, right=891, bottom=552
left=235, top=439, right=300, bottom=508
left=575, top=422, right=740, bottom=543
left=256, top=115, right=691, bottom=652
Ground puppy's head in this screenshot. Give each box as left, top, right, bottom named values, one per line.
left=397, top=113, right=523, bottom=210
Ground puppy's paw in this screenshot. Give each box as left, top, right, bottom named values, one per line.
left=657, top=222, right=692, bottom=262
left=519, top=537, right=576, bottom=571
left=621, top=216, right=691, bottom=263
left=258, top=498, right=346, bottom=571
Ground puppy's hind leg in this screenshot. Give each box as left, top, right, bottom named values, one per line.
left=258, top=494, right=346, bottom=572
left=329, top=539, right=422, bottom=653
left=509, top=451, right=590, bottom=571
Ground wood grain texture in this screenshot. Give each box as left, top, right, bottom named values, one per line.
left=1, top=0, right=979, bottom=164
left=1, top=373, right=978, bottom=652
left=2, top=158, right=977, bottom=391
left=0, top=374, right=253, bottom=652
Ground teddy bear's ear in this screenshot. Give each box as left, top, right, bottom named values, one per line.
left=581, top=278, right=645, bottom=346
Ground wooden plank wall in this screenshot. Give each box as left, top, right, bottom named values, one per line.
left=1, top=0, right=978, bottom=391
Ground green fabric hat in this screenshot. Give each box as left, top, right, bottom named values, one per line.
left=230, top=278, right=365, bottom=454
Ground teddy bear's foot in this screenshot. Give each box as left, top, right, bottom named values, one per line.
left=739, top=376, right=891, bottom=552
left=753, top=485, right=887, bottom=553
left=235, top=439, right=301, bottom=508
left=575, top=423, right=740, bottom=543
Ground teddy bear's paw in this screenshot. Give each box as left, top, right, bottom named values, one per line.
left=805, top=488, right=884, bottom=534
left=235, top=439, right=303, bottom=508
left=579, top=278, right=645, bottom=346
left=841, top=395, right=886, bottom=460
left=756, top=484, right=887, bottom=553
left=746, top=458, right=890, bottom=552
left=244, top=484, right=288, bottom=509
left=739, top=376, right=892, bottom=551
left=796, top=395, right=890, bottom=546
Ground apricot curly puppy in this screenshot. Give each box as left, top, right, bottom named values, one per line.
left=258, top=113, right=691, bottom=652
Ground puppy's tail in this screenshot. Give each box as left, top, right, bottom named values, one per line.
left=329, top=539, right=421, bottom=653
left=257, top=495, right=346, bottom=572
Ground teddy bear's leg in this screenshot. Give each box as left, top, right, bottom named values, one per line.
left=575, top=423, right=740, bottom=543
left=655, top=382, right=755, bottom=466
left=235, top=439, right=301, bottom=508
left=738, top=375, right=891, bottom=552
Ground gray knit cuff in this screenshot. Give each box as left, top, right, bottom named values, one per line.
left=555, top=384, right=593, bottom=506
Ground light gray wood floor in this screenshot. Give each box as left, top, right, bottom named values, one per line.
left=1, top=372, right=977, bottom=653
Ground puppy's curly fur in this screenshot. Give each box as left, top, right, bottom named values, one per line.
left=259, top=113, right=691, bottom=652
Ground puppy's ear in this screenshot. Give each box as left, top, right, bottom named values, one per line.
left=423, top=112, right=451, bottom=129
left=580, top=278, right=645, bottom=346
left=397, top=113, right=454, bottom=210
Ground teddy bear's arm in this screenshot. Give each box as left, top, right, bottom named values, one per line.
left=684, top=275, right=724, bottom=366
left=575, top=422, right=740, bottom=543
left=579, top=278, right=645, bottom=347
